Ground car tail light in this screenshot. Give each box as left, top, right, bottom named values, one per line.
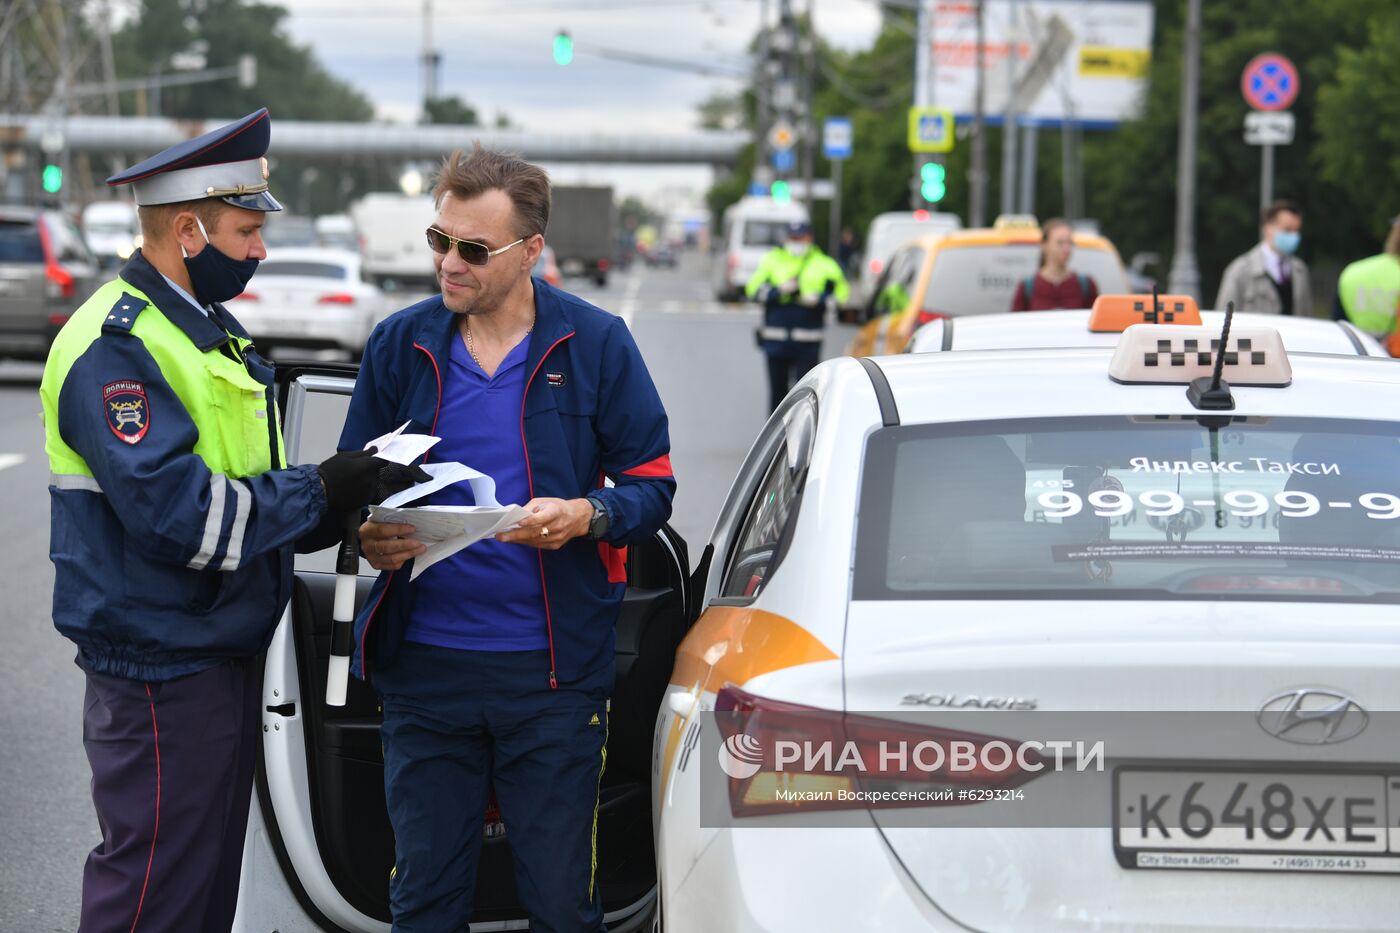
left=868, top=258, right=883, bottom=276
left=317, top=293, right=356, bottom=304
left=715, top=686, right=1043, bottom=817
left=727, top=253, right=738, bottom=273
left=45, top=262, right=74, bottom=299
left=915, top=310, right=950, bottom=326
left=232, top=292, right=259, bottom=301
left=597, top=258, right=610, bottom=271
left=37, top=219, right=75, bottom=299
left=913, top=209, right=930, bottom=221
left=48, top=312, right=72, bottom=327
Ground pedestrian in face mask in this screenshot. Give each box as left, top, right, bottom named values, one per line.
left=39, top=108, right=423, bottom=933
left=744, top=220, right=850, bottom=412
left=1216, top=199, right=1314, bottom=316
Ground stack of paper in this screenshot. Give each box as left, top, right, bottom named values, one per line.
left=364, top=423, right=531, bottom=579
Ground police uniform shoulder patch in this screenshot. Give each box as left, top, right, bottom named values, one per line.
left=101, top=294, right=149, bottom=335
left=104, top=381, right=150, bottom=444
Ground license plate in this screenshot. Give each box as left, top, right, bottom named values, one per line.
left=561, top=258, right=584, bottom=275
left=1115, top=768, right=1400, bottom=874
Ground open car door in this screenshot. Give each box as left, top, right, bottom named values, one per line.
left=234, top=364, right=694, bottom=932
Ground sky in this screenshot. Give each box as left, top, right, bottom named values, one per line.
left=271, top=0, right=886, bottom=202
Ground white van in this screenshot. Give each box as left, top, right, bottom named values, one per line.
left=348, top=193, right=436, bottom=290
left=711, top=196, right=808, bottom=301
left=80, top=200, right=140, bottom=269
left=854, top=210, right=961, bottom=307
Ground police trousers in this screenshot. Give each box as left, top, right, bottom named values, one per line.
left=77, top=654, right=261, bottom=933
left=374, top=643, right=611, bottom=933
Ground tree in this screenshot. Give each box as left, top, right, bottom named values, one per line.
left=1314, top=7, right=1400, bottom=243
left=423, top=95, right=479, bottom=126
left=112, top=0, right=374, bottom=122
left=110, top=0, right=393, bottom=214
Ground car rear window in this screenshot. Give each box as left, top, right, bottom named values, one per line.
left=867, top=219, right=957, bottom=270
left=854, top=416, right=1400, bottom=604
left=742, top=220, right=792, bottom=248
left=0, top=221, right=44, bottom=263
left=921, top=243, right=1128, bottom=317
left=257, top=261, right=348, bottom=280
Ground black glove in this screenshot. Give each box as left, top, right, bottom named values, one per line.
left=317, top=447, right=383, bottom=513
left=374, top=462, right=431, bottom=504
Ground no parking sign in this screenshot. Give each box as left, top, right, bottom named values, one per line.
left=1241, top=53, right=1299, bottom=112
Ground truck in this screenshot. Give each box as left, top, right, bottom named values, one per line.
left=349, top=193, right=437, bottom=290
left=547, top=186, right=615, bottom=286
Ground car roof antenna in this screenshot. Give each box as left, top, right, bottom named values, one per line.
left=1187, top=300, right=1236, bottom=411
left=1148, top=283, right=1160, bottom=323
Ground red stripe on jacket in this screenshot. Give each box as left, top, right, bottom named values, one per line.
left=622, top=453, right=672, bottom=478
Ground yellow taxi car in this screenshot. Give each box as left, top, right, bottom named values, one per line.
left=849, top=225, right=1131, bottom=356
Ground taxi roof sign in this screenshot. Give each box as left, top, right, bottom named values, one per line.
left=1089, top=294, right=1201, bottom=332
left=992, top=213, right=1039, bottom=230
left=1109, top=324, right=1291, bottom=388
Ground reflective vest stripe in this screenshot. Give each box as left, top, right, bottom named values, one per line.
left=51, top=472, right=103, bottom=493
left=187, top=475, right=228, bottom=570
left=218, top=479, right=252, bottom=571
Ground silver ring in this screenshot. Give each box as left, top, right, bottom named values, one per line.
left=541, top=526, right=551, bottom=538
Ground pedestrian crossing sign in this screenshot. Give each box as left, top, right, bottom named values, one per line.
left=908, top=107, right=955, bottom=153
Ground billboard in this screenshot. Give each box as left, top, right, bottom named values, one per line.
left=920, top=1, right=1155, bottom=127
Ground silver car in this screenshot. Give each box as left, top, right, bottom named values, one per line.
left=0, top=206, right=99, bottom=361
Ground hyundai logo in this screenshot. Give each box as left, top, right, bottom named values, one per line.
left=1257, top=689, right=1368, bottom=745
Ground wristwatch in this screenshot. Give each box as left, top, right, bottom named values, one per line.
left=586, top=496, right=610, bottom=540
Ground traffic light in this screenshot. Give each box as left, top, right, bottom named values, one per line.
left=552, top=31, right=573, bottom=66
left=770, top=179, right=791, bottom=203
left=920, top=161, right=946, bottom=203
left=42, top=163, right=63, bottom=194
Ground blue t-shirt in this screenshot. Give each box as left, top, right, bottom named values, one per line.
left=405, top=329, right=548, bottom=651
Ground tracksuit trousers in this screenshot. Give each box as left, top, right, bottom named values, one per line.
left=374, top=643, right=611, bottom=933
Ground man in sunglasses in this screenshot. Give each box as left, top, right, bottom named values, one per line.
left=336, top=143, right=675, bottom=932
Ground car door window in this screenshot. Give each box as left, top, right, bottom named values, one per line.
left=718, top=396, right=816, bottom=600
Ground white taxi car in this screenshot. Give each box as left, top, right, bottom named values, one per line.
left=653, top=318, right=1400, bottom=930
left=907, top=296, right=1386, bottom=357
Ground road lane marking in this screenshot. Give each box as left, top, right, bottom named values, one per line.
left=0, top=454, right=24, bottom=472
left=618, top=271, right=644, bottom=328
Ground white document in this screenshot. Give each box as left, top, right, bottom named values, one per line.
left=369, top=460, right=531, bottom=580
left=377, top=461, right=505, bottom=509
left=368, top=502, right=531, bottom=580
left=365, top=421, right=440, bottom=466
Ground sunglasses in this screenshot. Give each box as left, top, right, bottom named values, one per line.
left=425, top=226, right=525, bottom=265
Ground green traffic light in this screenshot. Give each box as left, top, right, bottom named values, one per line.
left=771, top=180, right=791, bottom=203
left=42, top=163, right=63, bottom=194
left=920, top=162, right=946, bottom=203
left=553, top=32, right=573, bottom=66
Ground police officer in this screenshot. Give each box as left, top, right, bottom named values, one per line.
left=40, top=109, right=419, bottom=933
left=746, top=220, right=849, bottom=412
left=1332, top=214, right=1400, bottom=340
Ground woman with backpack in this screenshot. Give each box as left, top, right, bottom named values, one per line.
left=1010, top=218, right=1100, bottom=311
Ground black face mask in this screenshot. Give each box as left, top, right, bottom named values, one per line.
left=184, top=221, right=259, bottom=305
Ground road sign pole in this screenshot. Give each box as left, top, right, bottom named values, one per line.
left=829, top=158, right=843, bottom=256
left=1260, top=142, right=1275, bottom=213
left=1167, top=0, right=1203, bottom=301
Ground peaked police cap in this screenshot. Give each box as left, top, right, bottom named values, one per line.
left=106, top=108, right=283, bottom=212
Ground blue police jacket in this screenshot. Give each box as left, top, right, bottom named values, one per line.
left=43, top=252, right=329, bottom=682
left=341, top=278, right=675, bottom=688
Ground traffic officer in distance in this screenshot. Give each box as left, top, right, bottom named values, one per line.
left=40, top=108, right=421, bottom=933
left=746, top=220, right=850, bottom=413
left=1332, top=213, right=1400, bottom=344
